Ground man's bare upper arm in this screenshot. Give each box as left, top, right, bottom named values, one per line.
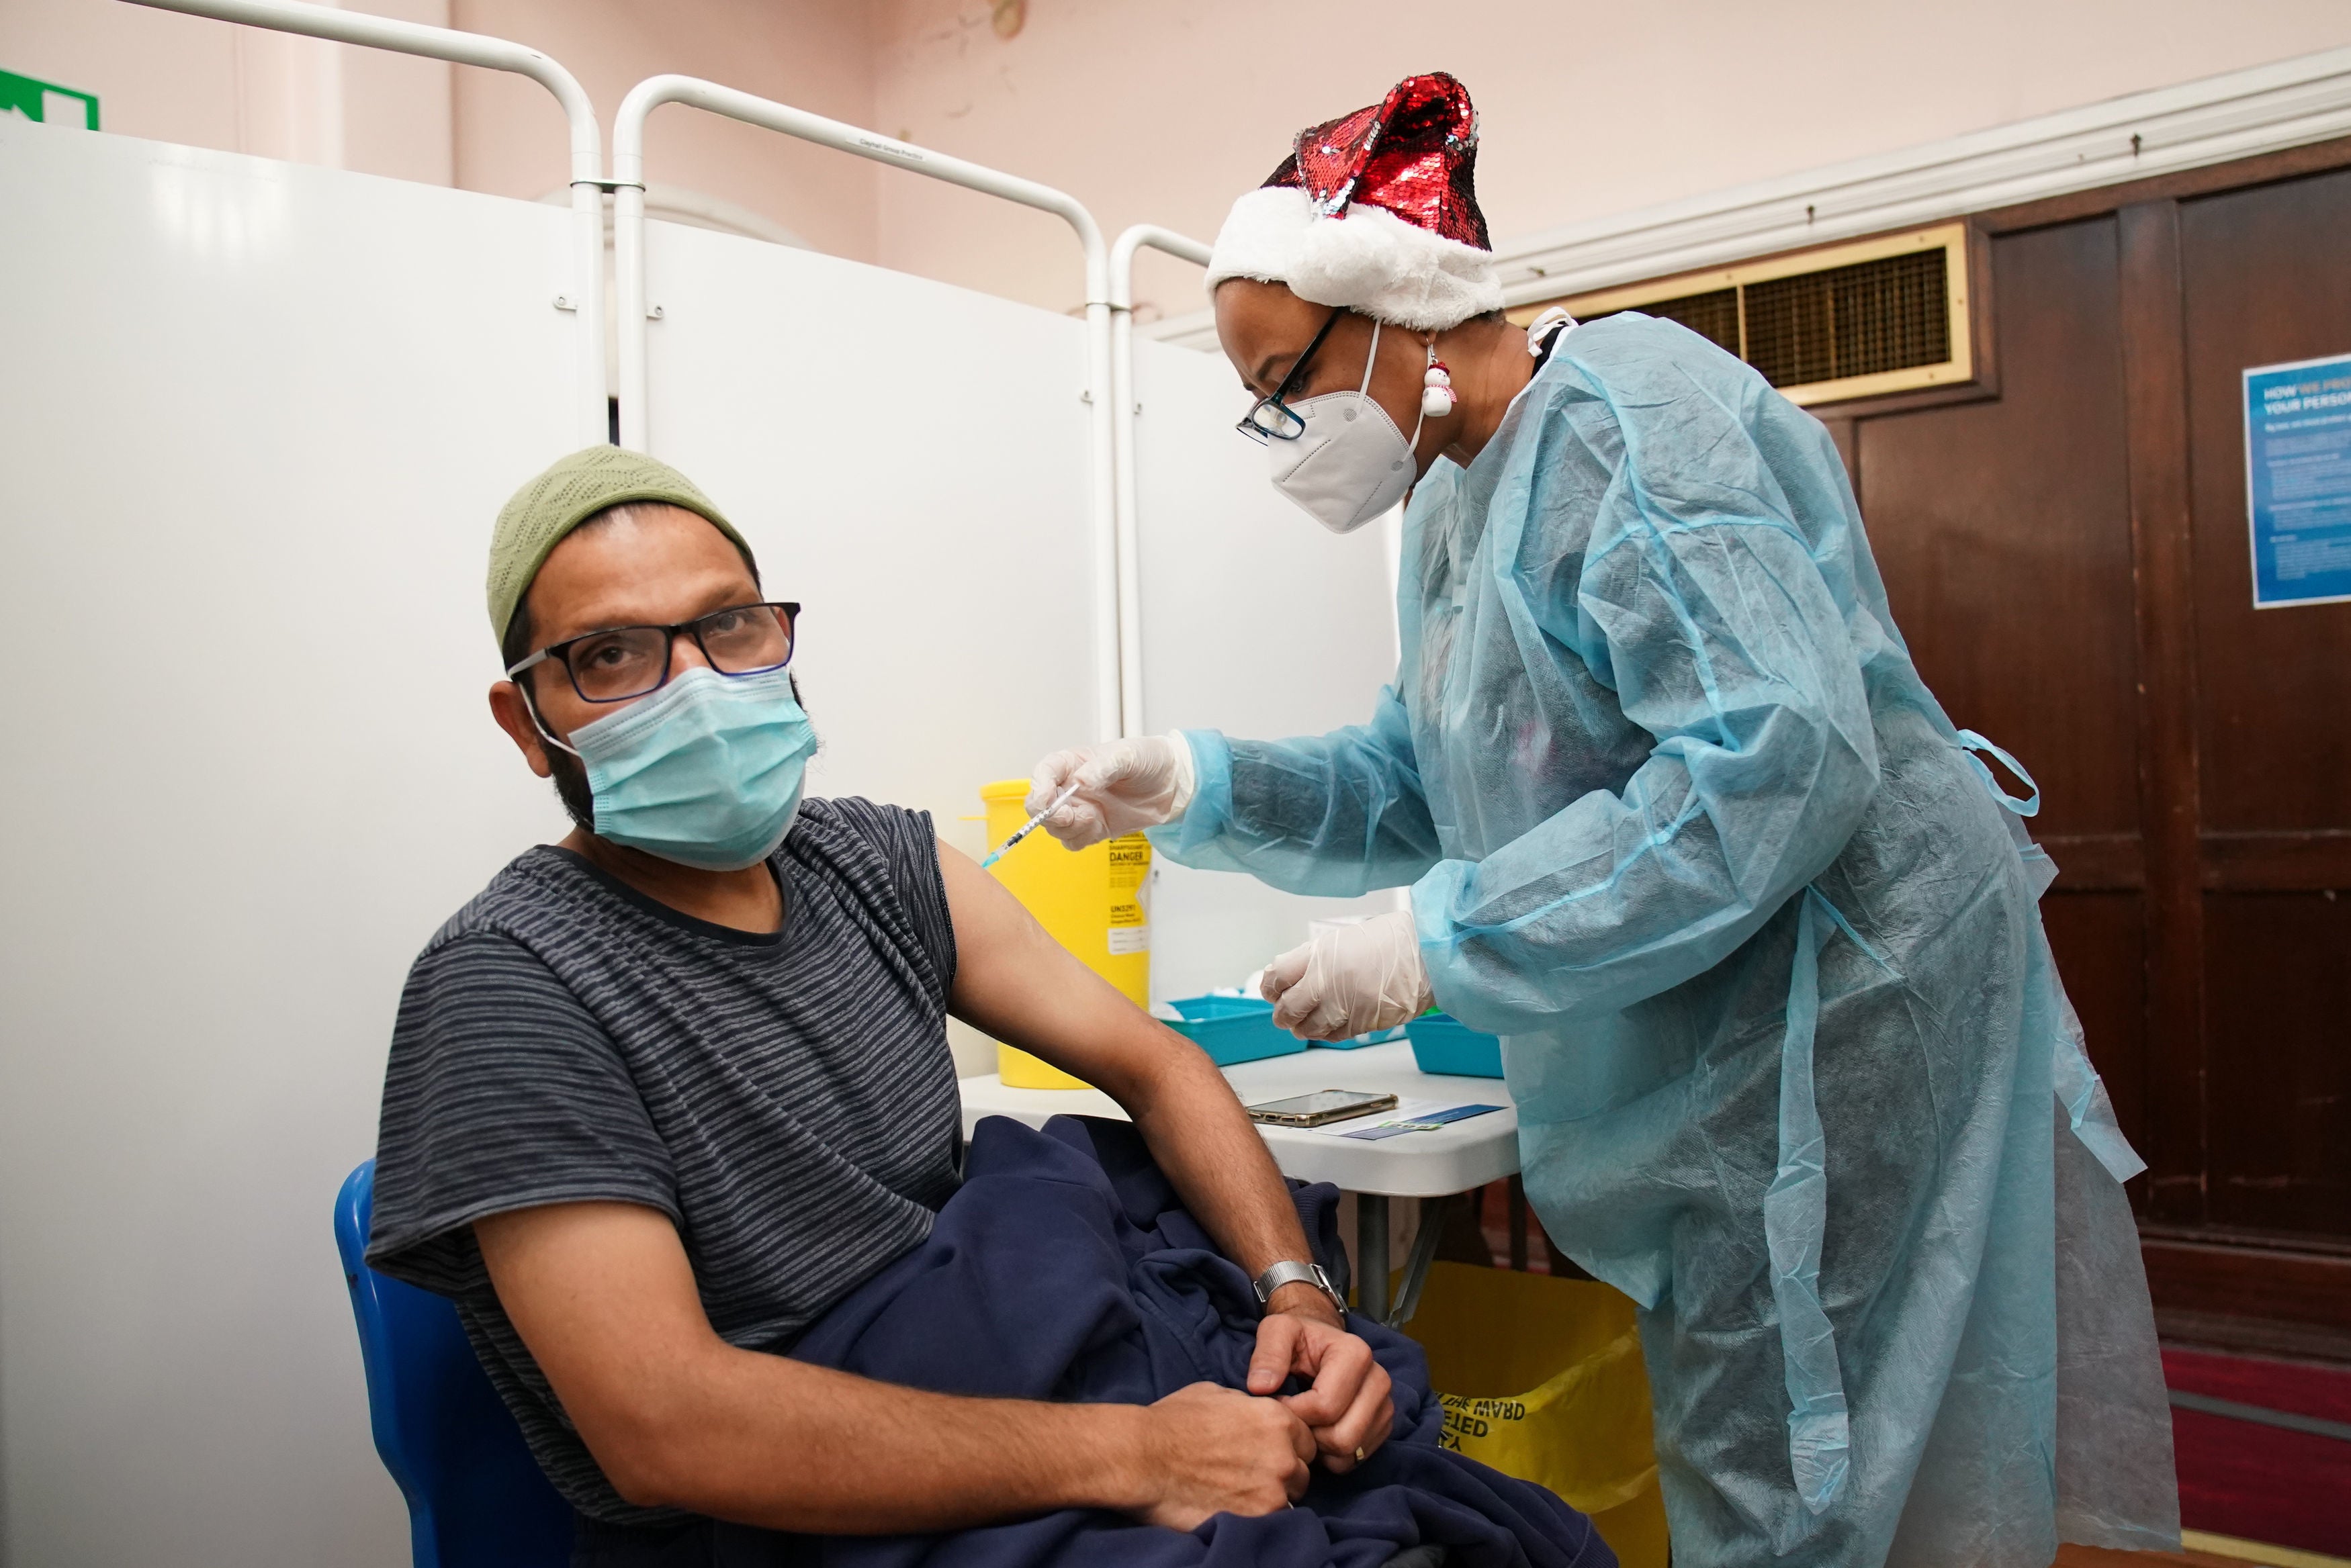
left=933, top=838, right=1196, bottom=1099
left=474, top=1202, right=714, bottom=1494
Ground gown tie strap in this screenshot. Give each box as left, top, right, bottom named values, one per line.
left=1953, top=727, right=2145, bottom=1185
left=1768, top=731, right=2038, bottom=1520
left=1763, top=884, right=1884, bottom=1524
left=1955, top=728, right=2041, bottom=817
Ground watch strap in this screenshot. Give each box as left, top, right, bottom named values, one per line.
left=1253, top=1259, right=1345, bottom=1320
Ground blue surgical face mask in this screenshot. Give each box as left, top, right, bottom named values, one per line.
left=549, top=665, right=817, bottom=871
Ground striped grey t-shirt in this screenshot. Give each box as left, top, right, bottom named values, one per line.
left=366, top=796, right=963, bottom=1525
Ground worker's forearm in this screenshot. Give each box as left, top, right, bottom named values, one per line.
left=616, top=1352, right=1157, bottom=1531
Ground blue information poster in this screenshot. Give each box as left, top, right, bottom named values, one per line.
left=2245, top=353, right=2351, bottom=608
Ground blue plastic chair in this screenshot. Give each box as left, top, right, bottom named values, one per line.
left=335, top=1160, right=576, bottom=1568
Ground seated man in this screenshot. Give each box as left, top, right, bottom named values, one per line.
left=365, top=447, right=1395, bottom=1555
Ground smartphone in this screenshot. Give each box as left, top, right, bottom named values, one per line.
left=1244, top=1090, right=1400, bottom=1127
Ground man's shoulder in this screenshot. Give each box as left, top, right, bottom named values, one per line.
left=781, top=798, right=951, bottom=964
left=417, top=845, right=584, bottom=961
left=783, top=796, right=935, bottom=870
left=792, top=794, right=928, bottom=841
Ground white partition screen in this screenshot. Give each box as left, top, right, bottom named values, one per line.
left=641, top=228, right=1402, bottom=1006
left=637, top=218, right=1100, bottom=849
left=0, top=120, right=585, bottom=1567
left=0, top=120, right=1412, bottom=1563
left=1128, top=336, right=1403, bottom=1000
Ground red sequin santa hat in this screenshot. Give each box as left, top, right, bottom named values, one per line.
left=1206, top=73, right=1501, bottom=332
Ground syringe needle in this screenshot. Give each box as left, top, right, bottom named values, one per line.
left=979, top=782, right=1082, bottom=870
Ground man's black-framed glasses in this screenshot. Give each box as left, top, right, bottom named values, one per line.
left=1235, top=308, right=1345, bottom=445
left=506, top=601, right=801, bottom=704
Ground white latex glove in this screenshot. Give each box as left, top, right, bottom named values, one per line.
left=1026, top=734, right=1196, bottom=851
left=1260, top=910, right=1433, bottom=1042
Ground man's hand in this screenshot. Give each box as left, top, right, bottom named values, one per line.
left=1247, top=1295, right=1394, bottom=1473
left=1130, top=1383, right=1315, bottom=1530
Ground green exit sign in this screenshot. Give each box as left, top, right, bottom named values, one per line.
left=1, top=69, right=99, bottom=130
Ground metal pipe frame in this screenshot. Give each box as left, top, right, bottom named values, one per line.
left=1106, top=224, right=1213, bottom=741
left=613, top=77, right=1122, bottom=741
left=124, top=0, right=610, bottom=448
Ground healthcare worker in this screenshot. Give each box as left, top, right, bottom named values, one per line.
left=1028, top=74, right=2180, bottom=1566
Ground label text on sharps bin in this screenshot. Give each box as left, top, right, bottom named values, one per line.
left=1439, top=1395, right=1528, bottom=1448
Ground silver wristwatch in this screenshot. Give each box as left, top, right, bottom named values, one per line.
left=1253, top=1260, right=1347, bottom=1323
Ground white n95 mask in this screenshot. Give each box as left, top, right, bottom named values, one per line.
left=1268, top=318, right=1426, bottom=535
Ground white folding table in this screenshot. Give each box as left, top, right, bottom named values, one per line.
left=958, top=1041, right=1519, bottom=1323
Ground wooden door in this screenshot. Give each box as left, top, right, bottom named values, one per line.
left=2177, top=170, right=2351, bottom=1250
left=1816, top=143, right=2351, bottom=1359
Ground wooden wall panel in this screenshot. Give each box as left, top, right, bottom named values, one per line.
left=2141, top=1234, right=2351, bottom=1364
left=2116, top=200, right=2209, bottom=1228
left=2168, top=167, right=2351, bottom=1252
left=2201, top=891, right=2351, bottom=1236
left=1810, top=145, right=2351, bottom=1333
left=2038, top=892, right=2152, bottom=1169
left=2178, top=168, right=2351, bottom=835
left=1854, top=220, right=2141, bottom=843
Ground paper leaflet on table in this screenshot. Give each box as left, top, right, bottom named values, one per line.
left=1300, top=1097, right=1506, bottom=1138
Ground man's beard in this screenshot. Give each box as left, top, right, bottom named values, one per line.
left=536, top=672, right=809, bottom=839
left=544, top=745, right=596, bottom=835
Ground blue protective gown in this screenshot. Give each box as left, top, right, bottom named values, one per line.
left=1153, top=315, right=2178, bottom=1565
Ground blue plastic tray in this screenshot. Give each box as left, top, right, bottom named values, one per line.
left=1162, top=995, right=1306, bottom=1067
left=1406, top=1013, right=1504, bottom=1078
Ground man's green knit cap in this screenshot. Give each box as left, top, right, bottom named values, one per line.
left=486, top=445, right=751, bottom=645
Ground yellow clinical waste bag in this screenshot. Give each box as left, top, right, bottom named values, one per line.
left=978, top=779, right=1150, bottom=1089
left=1405, top=1262, right=1669, bottom=1568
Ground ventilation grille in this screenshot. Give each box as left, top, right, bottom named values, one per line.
left=1523, top=224, right=1972, bottom=407
left=1620, top=288, right=1739, bottom=357
left=1744, top=250, right=1949, bottom=387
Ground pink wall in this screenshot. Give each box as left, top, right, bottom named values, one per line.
left=450, top=0, right=878, bottom=260
left=870, top=0, right=2351, bottom=320
left=9, top=0, right=2351, bottom=312
left=1, top=0, right=875, bottom=258
left=1, top=0, right=451, bottom=183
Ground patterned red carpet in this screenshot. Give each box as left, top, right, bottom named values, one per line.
left=2162, top=1346, right=2351, bottom=1557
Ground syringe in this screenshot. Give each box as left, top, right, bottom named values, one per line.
left=979, top=782, right=1081, bottom=870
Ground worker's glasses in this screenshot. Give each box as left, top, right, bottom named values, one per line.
left=506, top=602, right=800, bottom=704
left=1235, top=309, right=1344, bottom=443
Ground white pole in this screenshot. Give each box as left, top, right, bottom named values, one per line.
left=1107, top=226, right=1212, bottom=739
left=1083, top=295, right=1119, bottom=743
left=122, top=0, right=609, bottom=448
left=612, top=76, right=1122, bottom=741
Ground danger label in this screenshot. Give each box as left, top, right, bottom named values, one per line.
left=1107, top=834, right=1150, bottom=934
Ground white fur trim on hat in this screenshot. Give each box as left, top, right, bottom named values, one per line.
left=1204, top=185, right=1503, bottom=332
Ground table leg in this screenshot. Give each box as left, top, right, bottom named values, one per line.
left=1507, top=1173, right=1529, bottom=1271
left=1390, top=1194, right=1452, bottom=1327
left=1356, top=1193, right=1389, bottom=1322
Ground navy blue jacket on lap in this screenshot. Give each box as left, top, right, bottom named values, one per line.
left=576, top=1115, right=1613, bottom=1568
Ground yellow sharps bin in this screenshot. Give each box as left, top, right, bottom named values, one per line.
left=979, top=778, right=1151, bottom=1088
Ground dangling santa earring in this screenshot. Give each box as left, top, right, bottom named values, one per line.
left=1421, top=340, right=1457, bottom=418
